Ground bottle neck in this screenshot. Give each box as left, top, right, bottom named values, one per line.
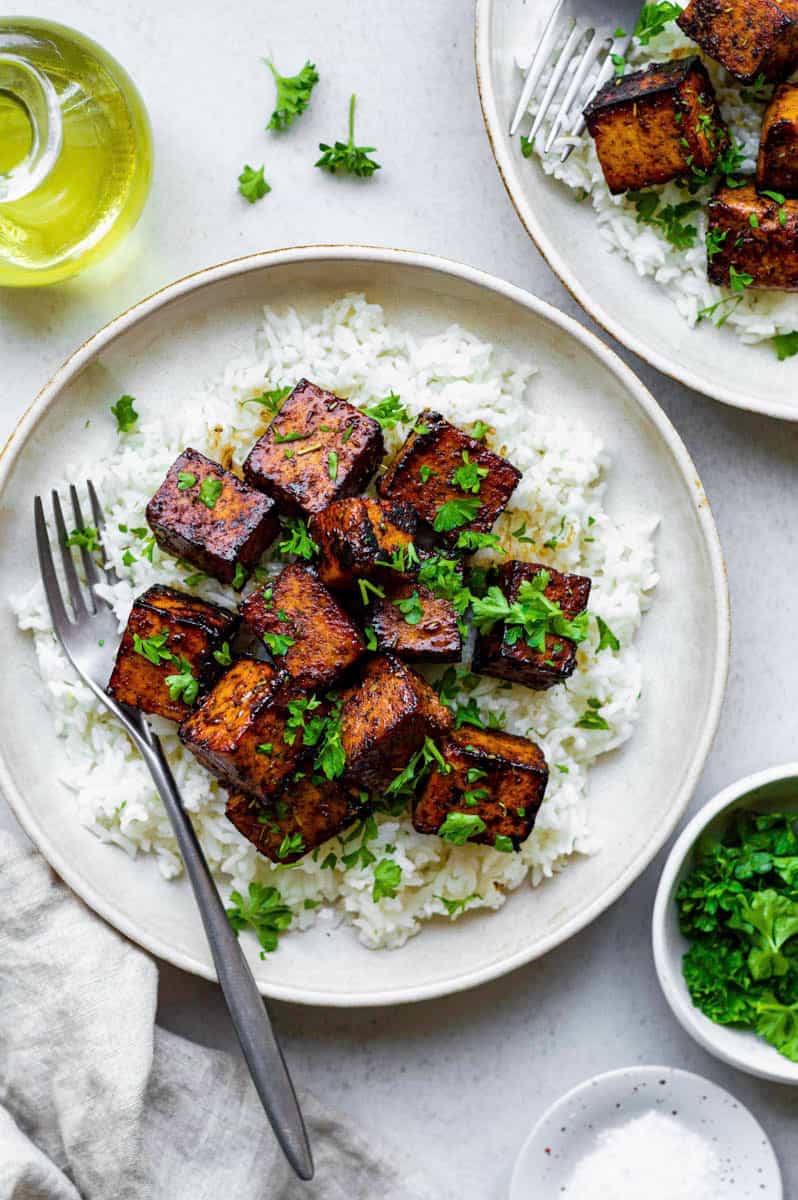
left=0, top=53, right=62, bottom=202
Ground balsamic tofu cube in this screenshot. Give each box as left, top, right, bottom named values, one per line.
left=377, top=410, right=520, bottom=548
left=107, top=585, right=239, bottom=722
left=179, top=657, right=322, bottom=799
left=413, top=727, right=549, bottom=850
left=226, top=782, right=363, bottom=864
left=309, top=497, right=418, bottom=593
left=340, top=655, right=453, bottom=791
left=706, top=180, right=798, bottom=289
left=240, top=563, right=364, bottom=689
left=242, top=379, right=383, bottom=518
left=677, top=0, right=798, bottom=84
left=369, top=581, right=463, bottom=663
left=583, top=58, right=728, bottom=195
left=757, top=83, right=798, bottom=196
left=472, top=561, right=591, bottom=691
left=146, top=448, right=279, bottom=587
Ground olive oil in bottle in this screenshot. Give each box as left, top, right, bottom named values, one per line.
left=0, top=19, right=152, bottom=286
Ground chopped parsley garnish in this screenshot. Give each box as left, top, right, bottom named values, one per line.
left=263, top=630, right=296, bottom=657
left=705, top=228, right=728, bottom=261
left=364, top=625, right=378, bottom=651
left=133, top=629, right=173, bottom=666
left=265, top=58, right=319, bottom=131
left=277, top=516, right=318, bottom=560
left=226, top=882, right=292, bottom=957
left=629, top=191, right=700, bottom=250
left=328, top=450, right=339, bottom=481
left=773, top=331, right=798, bottom=361
left=762, top=190, right=786, bottom=205
left=375, top=543, right=420, bottom=573
left=238, top=164, right=271, bottom=204
left=419, top=464, right=436, bottom=484
left=633, top=2, right=681, bottom=44
left=212, top=641, right=233, bottom=667
left=729, top=264, right=753, bottom=292
left=65, top=525, right=100, bottom=553
left=284, top=694, right=324, bottom=747
left=232, top=563, right=248, bottom=590
left=372, top=858, right=402, bottom=902
left=277, top=832, right=305, bottom=860
left=315, top=700, right=346, bottom=781
left=358, top=578, right=386, bottom=605
left=453, top=697, right=487, bottom=730
left=242, top=385, right=292, bottom=413
left=463, top=787, right=489, bottom=807
left=595, top=615, right=620, bottom=652
left=452, top=450, right=489, bottom=495
left=361, top=391, right=409, bottom=429
left=455, top=530, right=504, bottom=553
left=511, top=520, right=534, bottom=545
left=316, top=93, right=381, bottom=177
left=340, top=814, right=379, bottom=870
left=417, top=555, right=471, bottom=613
left=385, top=737, right=450, bottom=798
left=471, top=570, right=589, bottom=651
left=576, top=698, right=610, bottom=731
left=437, top=812, right=487, bottom=845
left=273, top=430, right=309, bottom=444
left=394, top=590, right=424, bottom=625
left=177, top=471, right=197, bottom=491
left=198, top=477, right=223, bottom=509
left=610, top=52, right=626, bottom=79
left=433, top=496, right=483, bottom=533
left=471, top=420, right=490, bottom=440
left=434, top=891, right=482, bottom=917
left=164, top=657, right=200, bottom=705
left=256, top=742, right=273, bottom=756
left=740, top=73, right=770, bottom=104
left=494, top=835, right=514, bottom=853
left=110, top=394, right=138, bottom=433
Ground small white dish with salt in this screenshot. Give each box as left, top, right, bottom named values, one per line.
left=510, top=1066, right=781, bottom=1200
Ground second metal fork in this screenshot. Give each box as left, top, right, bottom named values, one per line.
left=509, top=0, right=636, bottom=156
left=34, top=481, right=314, bottom=1182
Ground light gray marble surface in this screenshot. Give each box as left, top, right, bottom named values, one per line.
left=2, top=1, right=797, bottom=1195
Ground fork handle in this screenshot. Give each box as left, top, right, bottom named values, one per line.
left=136, top=725, right=314, bottom=1181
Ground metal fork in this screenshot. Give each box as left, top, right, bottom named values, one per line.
left=34, top=482, right=314, bottom=1182
left=509, top=0, right=636, bottom=157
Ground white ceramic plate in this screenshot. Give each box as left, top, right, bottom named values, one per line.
left=0, top=246, right=729, bottom=1006
left=510, top=1066, right=782, bottom=1199
left=653, top=764, right=798, bottom=1084
left=475, top=0, right=798, bottom=420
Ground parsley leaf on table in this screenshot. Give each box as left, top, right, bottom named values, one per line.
left=316, top=94, right=381, bottom=178
left=265, top=58, right=319, bottom=131
left=238, top=164, right=271, bottom=204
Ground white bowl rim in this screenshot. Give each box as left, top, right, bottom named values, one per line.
left=509, top=1063, right=782, bottom=1198
left=0, top=243, right=730, bottom=1005
left=652, top=762, right=798, bottom=1083
left=474, top=0, right=798, bottom=422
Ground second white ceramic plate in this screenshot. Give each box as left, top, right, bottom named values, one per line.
left=0, top=246, right=728, bottom=1005
left=475, top=0, right=798, bottom=419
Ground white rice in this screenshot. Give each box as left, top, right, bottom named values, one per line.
left=12, top=294, right=658, bottom=950
left=521, top=1, right=798, bottom=344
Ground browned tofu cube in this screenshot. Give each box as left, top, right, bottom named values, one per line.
left=677, top=0, right=798, bottom=84
left=368, top=582, right=463, bottom=663
left=706, top=180, right=798, bottom=290
left=413, top=727, right=549, bottom=850
left=377, top=410, right=520, bottom=548
left=179, top=658, right=322, bottom=799
left=107, top=585, right=238, bottom=721
left=242, top=379, right=383, bottom=518
left=146, top=448, right=278, bottom=588
left=226, top=782, right=363, bottom=864
left=240, top=563, right=364, bottom=689
left=472, top=561, right=591, bottom=691
left=340, top=655, right=453, bottom=791
left=309, top=497, right=418, bottom=593
left=757, top=83, right=798, bottom=197
left=583, top=58, right=728, bottom=195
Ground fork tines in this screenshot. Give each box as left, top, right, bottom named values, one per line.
left=35, top=480, right=115, bottom=630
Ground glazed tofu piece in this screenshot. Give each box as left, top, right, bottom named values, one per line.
left=146, top=448, right=279, bottom=587
left=677, top=0, right=798, bottom=84
left=340, top=655, right=453, bottom=791
left=226, top=782, right=363, bottom=864
left=179, top=658, right=321, bottom=799
left=706, top=180, right=798, bottom=290
left=377, top=410, right=520, bottom=548
left=242, top=379, right=383, bottom=518
left=472, top=561, right=591, bottom=691
left=107, top=585, right=238, bottom=721
left=240, top=563, right=364, bottom=689
left=583, top=58, right=728, bottom=195
left=757, top=83, right=798, bottom=197
left=368, top=581, right=463, bottom=663
left=413, top=726, right=549, bottom=850
left=309, top=497, right=418, bottom=593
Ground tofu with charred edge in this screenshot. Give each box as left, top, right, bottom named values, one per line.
left=472, top=561, right=591, bottom=691
left=757, top=84, right=798, bottom=197
left=146, top=448, right=278, bottom=588
left=377, top=410, right=520, bottom=547
left=339, top=655, right=453, bottom=791
left=179, top=657, right=323, bottom=800
left=309, top=497, right=418, bottom=593
left=240, top=563, right=364, bottom=689
left=368, top=581, right=463, bottom=663
left=583, top=58, right=728, bottom=195
left=226, top=782, right=364, bottom=864
left=413, top=727, right=549, bottom=850
left=242, top=379, right=384, bottom=518
left=706, top=181, right=798, bottom=290
left=677, top=0, right=798, bottom=84
left=107, top=585, right=238, bottom=721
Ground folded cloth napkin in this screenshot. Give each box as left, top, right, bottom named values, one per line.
left=0, top=831, right=435, bottom=1200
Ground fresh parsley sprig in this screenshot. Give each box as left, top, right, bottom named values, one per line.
left=316, top=94, right=381, bottom=178
left=265, top=58, right=319, bottom=131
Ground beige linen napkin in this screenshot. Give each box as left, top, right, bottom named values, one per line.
left=0, top=832, right=435, bottom=1200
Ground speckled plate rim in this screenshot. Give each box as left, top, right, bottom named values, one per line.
left=474, top=0, right=798, bottom=422
left=509, top=1065, right=783, bottom=1199
left=0, top=245, right=729, bottom=1005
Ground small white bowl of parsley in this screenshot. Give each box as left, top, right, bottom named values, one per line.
left=653, top=764, right=798, bottom=1084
